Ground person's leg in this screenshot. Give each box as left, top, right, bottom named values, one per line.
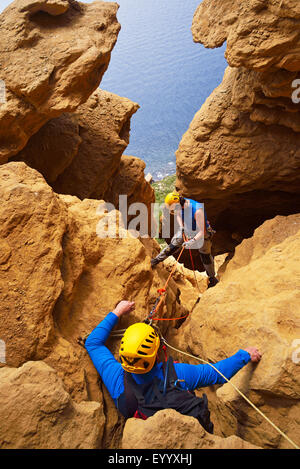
left=151, top=231, right=184, bottom=267
left=199, top=239, right=218, bottom=287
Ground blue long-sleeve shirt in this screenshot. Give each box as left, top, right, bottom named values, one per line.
left=85, top=312, right=251, bottom=406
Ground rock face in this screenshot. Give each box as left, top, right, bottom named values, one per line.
left=105, top=154, right=155, bottom=210
left=192, top=0, right=300, bottom=71
left=53, top=92, right=140, bottom=200
left=14, top=90, right=140, bottom=201
left=0, top=162, right=188, bottom=447
left=0, top=0, right=120, bottom=162
left=0, top=162, right=66, bottom=366
left=0, top=361, right=104, bottom=449
left=171, top=214, right=300, bottom=449
left=1, top=164, right=298, bottom=450
left=1, top=0, right=300, bottom=452
left=0, top=1, right=154, bottom=226
left=176, top=0, right=300, bottom=254
left=105, top=154, right=156, bottom=234
left=163, top=256, right=208, bottom=312
left=122, top=409, right=260, bottom=449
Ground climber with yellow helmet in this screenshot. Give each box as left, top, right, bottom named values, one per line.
left=85, top=301, right=261, bottom=429
left=151, top=191, right=218, bottom=288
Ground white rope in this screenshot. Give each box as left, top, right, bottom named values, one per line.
left=163, top=339, right=299, bottom=450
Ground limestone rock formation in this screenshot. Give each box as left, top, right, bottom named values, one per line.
left=104, top=154, right=155, bottom=234
left=0, top=2, right=151, bottom=213
left=1, top=0, right=300, bottom=451
left=53, top=92, right=140, bottom=200
left=176, top=0, right=300, bottom=253
left=171, top=214, right=300, bottom=449
left=105, top=154, right=155, bottom=212
left=122, top=409, right=260, bottom=449
left=14, top=89, right=140, bottom=200
left=0, top=0, right=120, bottom=162
left=0, top=162, right=66, bottom=366
left=0, top=361, right=104, bottom=449
left=192, top=0, right=300, bottom=71
left=0, top=162, right=188, bottom=447
left=13, top=112, right=82, bottom=184
left=163, top=256, right=208, bottom=312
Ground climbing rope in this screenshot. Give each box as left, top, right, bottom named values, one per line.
left=146, top=243, right=187, bottom=323
left=81, top=238, right=201, bottom=343
left=151, top=314, right=190, bottom=321
left=182, top=232, right=202, bottom=296
left=161, top=337, right=300, bottom=450
left=147, top=231, right=205, bottom=323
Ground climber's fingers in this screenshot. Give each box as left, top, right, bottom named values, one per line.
left=244, top=347, right=262, bottom=363
left=113, top=300, right=135, bottom=318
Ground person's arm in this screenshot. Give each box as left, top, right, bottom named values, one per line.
left=85, top=301, right=135, bottom=400
left=176, top=209, right=184, bottom=230
left=193, top=208, right=205, bottom=242
left=174, top=348, right=261, bottom=390
left=183, top=208, right=205, bottom=248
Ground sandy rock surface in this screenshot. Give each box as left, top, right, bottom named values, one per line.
left=0, top=0, right=120, bottom=162
left=122, top=409, right=261, bottom=449
left=0, top=361, right=104, bottom=449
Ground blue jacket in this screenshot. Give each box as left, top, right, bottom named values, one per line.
left=85, top=313, right=251, bottom=410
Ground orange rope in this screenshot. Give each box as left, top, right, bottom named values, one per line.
left=163, top=245, right=185, bottom=290
left=183, top=233, right=202, bottom=295
left=151, top=314, right=189, bottom=321
left=149, top=238, right=199, bottom=322
left=151, top=244, right=186, bottom=317
left=150, top=233, right=203, bottom=322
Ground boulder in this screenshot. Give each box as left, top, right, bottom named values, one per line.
left=0, top=361, right=104, bottom=449
left=52, top=92, right=140, bottom=200
left=0, top=0, right=120, bottom=162
left=122, top=409, right=260, bottom=449
left=13, top=90, right=147, bottom=210
left=192, top=0, right=300, bottom=71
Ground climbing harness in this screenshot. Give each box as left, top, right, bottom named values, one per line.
left=160, top=336, right=300, bottom=450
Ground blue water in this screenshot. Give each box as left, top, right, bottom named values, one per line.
left=0, top=0, right=227, bottom=181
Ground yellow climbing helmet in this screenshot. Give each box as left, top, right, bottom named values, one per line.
left=165, top=191, right=180, bottom=206
left=119, top=323, right=160, bottom=374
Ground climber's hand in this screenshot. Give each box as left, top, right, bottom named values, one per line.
left=244, top=347, right=262, bottom=363
left=113, top=301, right=135, bottom=318
left=183, top=238, right=196, bottom=249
